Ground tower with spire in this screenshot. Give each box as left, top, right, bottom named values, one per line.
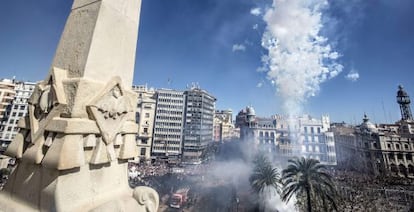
left=396, top=85, right=413, bottom=121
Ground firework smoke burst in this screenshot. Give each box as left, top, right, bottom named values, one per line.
left=260, top=0, right=343, bottom=117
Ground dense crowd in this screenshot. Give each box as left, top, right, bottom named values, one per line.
left=331, top=170, right=414, bottom=211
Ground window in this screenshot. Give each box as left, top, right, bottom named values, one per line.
left=317, top=127, right=321, bottom=134
left=311, top=127, right=314, bottom=134
left=140, top=148, right=146, bottom=156
left=145, top=113, right=150, bottom=118
left=304, top=127, right=308, bottom=133
left=143, top=128, right=148, bottom=134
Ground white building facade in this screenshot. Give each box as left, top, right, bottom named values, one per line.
left=298, top=115, right=337, bottom=165
left=0, top=80, right=35, bottom=152
left=236, top=106, right=337, bottom=165
left=132, top=85, right=156, bottom=162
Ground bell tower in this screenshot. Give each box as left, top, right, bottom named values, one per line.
left=397, top=85, right=413, bottom=121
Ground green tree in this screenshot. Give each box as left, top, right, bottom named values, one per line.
left=249, top=154, right=281, bottom=211
left=281, top=157, right=337, bottom=212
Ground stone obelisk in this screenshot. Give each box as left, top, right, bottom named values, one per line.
left=0, top=0, right=159, bottom=211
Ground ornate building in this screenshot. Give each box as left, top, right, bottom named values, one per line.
left=333, top=86, right=414, bottom=178
left=236, top=106, right=336, bottom=165
left=236, top=106, right=278, bottom=153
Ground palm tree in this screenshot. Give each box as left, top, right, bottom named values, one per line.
left=281, top=157, right=337, bottom=212
left=250, top=154, right=280, bottom=193
left=249, top=154, right=281, bottom=211
left=250, top=163, right=281, bottom=194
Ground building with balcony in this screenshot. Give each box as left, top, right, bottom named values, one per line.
left=0, top=79, right=35, bottom=152
left=132, top=85, right=156, bottom=162
left=213, top=109, right=236, bottom=142
left=298, top=115, right=336, bottom=165
left=0, top=79, right=16, bottom=123
left=333, top=86, right=414, bottom=178
left=236, top=106, right=336, bottom=165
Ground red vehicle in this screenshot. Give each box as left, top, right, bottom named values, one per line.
left=169, top=188, right=189, bottom=209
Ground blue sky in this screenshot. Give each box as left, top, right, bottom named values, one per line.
left=0, top=0, right=413, bottom=124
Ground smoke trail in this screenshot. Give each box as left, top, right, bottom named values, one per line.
left=260, top=0, right=343, bottom=116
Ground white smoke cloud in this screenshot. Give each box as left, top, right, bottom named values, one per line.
left=257, top=82, right=263, bottom=88
left=260, top=0, right=343, bottom=116
left=232, top=44, right=246, bottom=52
left=250, top=7, right=262, bottom=16
left=260, top=186, right=296, bottom=212
left=345, top=68, right=359, bottom=82
left=253, top=24, right=259, bottom=30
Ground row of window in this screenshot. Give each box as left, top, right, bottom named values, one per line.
left=152, top=146, right=180, bottom=151
left=154, top=134, right=181, bottom=139
left=386, top=142, right=411, bottom=151
left=259, top=131, right=276, bottom=138
left=157, top=98, right=184, bottom=104
left=154, top=128, right=182, bottom=133
left=303, top=126, right=321, bottom=134
left=158, top=93, right=184, bottom=98
left=388, top=153, right=413, bottom=161
left=157, top=104, right=184, bottom=110
left=155, top=116, right=183, bottom=121
left=13, top=105, right=26, bottom=110
left=154, top=140, right=181, bottom=145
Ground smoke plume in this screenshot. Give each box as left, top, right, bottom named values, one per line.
left=260, top=186, right=296, bottom=212
left=260, top=0, right=343, bottom=116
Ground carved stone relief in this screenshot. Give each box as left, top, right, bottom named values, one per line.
left=88, top=78, right=134, bottom=146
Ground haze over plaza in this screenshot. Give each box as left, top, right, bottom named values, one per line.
left=1, top=0, right=414, bottom=123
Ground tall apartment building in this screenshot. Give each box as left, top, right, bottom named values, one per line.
left=182, top=87, right=216, bottom=164
left=152, top=89, right=186, bottom=159
left=213, top=109, right=235, bottom=142
left=132, top=85, right=156, bottom=162
left=0, top=80, right=35, bottom=151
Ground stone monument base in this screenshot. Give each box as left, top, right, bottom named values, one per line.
left=0, top=161, right=158, bottom=212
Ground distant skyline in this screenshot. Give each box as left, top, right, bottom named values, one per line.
left=1, top=0, right=413, bottom=124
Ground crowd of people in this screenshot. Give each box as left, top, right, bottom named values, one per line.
left=331, top=170, right=414, bottom=211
